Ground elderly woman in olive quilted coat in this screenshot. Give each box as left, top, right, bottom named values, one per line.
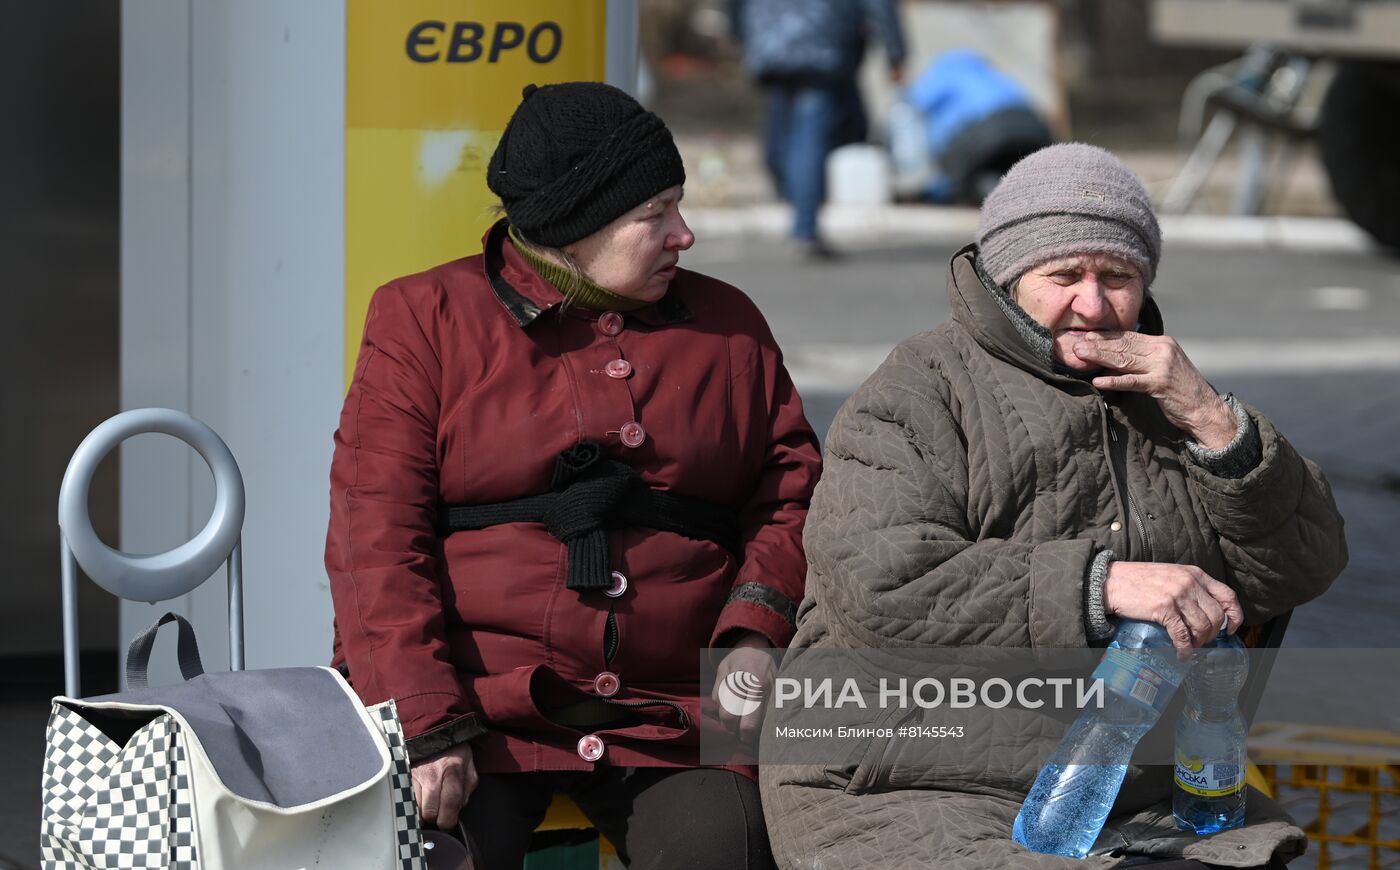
left=760, top=144, right=1347, bottom=870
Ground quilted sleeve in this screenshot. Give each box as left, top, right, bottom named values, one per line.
left=803, top=342, right=1096, bottom=649
left=1185, top=400, right=1348, bottom=624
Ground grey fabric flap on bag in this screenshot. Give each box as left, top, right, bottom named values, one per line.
left=82, top=666, right=384, bottom=809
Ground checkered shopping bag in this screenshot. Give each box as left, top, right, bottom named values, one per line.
left=40, top=613, right=427, bottom=870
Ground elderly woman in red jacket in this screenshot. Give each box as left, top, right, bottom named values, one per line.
left=325, top=82, right=820, bottom=869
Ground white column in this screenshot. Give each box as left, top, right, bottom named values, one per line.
left=120, top=0, right=346, bottom=680
left=606, top=0, right=640, bottom=94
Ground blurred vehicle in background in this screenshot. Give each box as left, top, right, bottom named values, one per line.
left=1154, top=0, right=1400, bottom=248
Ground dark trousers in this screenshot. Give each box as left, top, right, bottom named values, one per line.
left=761, top=77, right=865, bottom=240
left=461, top=767, right=774, bottom=870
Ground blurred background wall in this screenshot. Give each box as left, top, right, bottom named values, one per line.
left=0, top=1, right=121, bottom=694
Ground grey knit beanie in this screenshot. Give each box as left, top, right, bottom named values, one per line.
left=976, top=143, right=1161, bottom=288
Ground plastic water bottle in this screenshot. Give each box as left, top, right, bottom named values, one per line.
left=887, top=98, right=932, bottom=196
left=1173, top=629, right=1249, bottom=834
left=1013, top=620, right=1192, bottom=857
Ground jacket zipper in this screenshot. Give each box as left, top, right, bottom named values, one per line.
left=599, top=697, right=692, bottom=729
left=1103, top=401, right=1154, bottom=562
left=604, top=607, right=619, bottom=665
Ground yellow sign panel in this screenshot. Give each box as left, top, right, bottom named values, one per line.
left=345, top=0, right=608, bottom=382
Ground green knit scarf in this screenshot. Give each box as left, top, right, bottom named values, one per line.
left=508, top=225, right=647, bottom=312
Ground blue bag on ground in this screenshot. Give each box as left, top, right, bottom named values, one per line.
left=903, top=49, right=1053, bottom=204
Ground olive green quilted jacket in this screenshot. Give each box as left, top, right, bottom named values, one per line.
left=761, top=247, right=1348, bottom=869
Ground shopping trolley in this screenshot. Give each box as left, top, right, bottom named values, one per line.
left=57, top=407, right=246, bottom=697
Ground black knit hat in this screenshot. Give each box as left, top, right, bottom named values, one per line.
left=487, top=82, right=687, bottom=247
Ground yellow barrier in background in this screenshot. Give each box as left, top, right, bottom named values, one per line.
left=1251, top=723, right=1400, bottom=870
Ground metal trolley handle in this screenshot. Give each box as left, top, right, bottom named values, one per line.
left=57, top=408, right=246, bottom=697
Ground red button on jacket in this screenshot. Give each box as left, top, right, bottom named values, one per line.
left=593, top=672, right=621, bottom=697
left=598, top=311, right=624, bottom=336
left=606, top=571, right=629, bottom=598
left=619, top=421, right=646, bottom=448
left=577, top=734, right=605, bottom=763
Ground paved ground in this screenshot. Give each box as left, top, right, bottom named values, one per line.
left=4, top=221, right=1395, bottom=869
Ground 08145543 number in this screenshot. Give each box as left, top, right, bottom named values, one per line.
left=898, top=725, right=966, bottom=738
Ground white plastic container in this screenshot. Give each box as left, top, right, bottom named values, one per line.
left=827, top=144, right=893, bottom=205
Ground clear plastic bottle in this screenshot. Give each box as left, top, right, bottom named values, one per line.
left=1173, top=629, right=1249, bottom=834
left=1013, top=620, right=1191, bottom=857
left=886, top=98, right=932, bottom=194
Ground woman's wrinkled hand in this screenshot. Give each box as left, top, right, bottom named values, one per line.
left=1072, top=332, right=1238, bottom=449
left=411, top=741, right=478, bottom=830
left=712, top=631, right=776, bottom=744
left=1103, top=561, right=1245, bottom=650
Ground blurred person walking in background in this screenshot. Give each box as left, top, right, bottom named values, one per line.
left=326, top=82, right=821, bottom=869
left=730, top=0, right=907, bottom=258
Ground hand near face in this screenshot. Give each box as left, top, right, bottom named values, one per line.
left=1073, top=331, right=1238, bottom=448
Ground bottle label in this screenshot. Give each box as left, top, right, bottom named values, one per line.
left=1175, top=755, right=1244, bottom=797
left=1091, top=648, right=1179, bottom=715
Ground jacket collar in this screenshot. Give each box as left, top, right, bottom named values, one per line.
left=946, top=243, right=1165, bottom=386
left=482, top=219, right=693, bottom=328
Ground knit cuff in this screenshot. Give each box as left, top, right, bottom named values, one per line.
left=404, top=713, right=487, bottom=763
left=710, top=583, right=800, bottom=649
left=1084, top=549, right=1117, bottom=642
left=1185, top=394, right=1262, bottom=480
